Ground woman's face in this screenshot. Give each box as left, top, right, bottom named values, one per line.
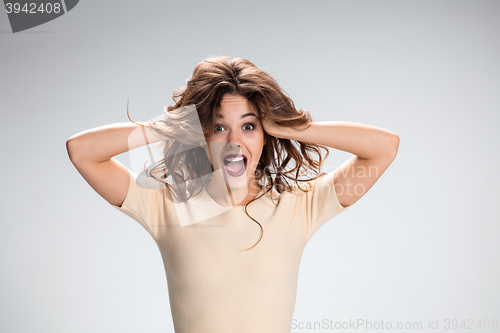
left=204, top=93, right=266, bottom=189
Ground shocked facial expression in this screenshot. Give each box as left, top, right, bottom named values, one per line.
left=204, top=94, right=266, bottom=189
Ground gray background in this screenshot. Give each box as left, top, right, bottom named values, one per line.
left=1, top=0, right=499, bottom=332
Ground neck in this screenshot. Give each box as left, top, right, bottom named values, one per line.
left=206, top=169, right=261, bottom=207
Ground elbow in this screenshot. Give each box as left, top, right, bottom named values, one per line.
left=388, top=134, right=400, bottom=158
left=379, top=134, right=399, bottom=159
left=66, top=137, right=81, bottom=162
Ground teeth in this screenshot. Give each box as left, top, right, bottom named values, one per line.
left=224, top=156, right=246, bottom=166
left=225, top=157, right=244, bottom=163
left=224, top=157, right=244, bottom=164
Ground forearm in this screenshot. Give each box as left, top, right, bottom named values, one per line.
left=281, top=121, right=399, bottom=160
left=66, top=122, right=166, bottom=164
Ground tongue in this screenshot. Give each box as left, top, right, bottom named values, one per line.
left=226, top=160, right=245, bottom=173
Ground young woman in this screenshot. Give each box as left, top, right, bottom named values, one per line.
left=67, top=56, right=399, bottom=333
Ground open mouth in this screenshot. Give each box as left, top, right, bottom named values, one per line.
left=223, top=154, right=247, bottom=177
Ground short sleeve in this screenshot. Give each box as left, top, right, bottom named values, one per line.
left=295, top=171, right=351, bottom=242
left=110, top=168, right=173, bottom=241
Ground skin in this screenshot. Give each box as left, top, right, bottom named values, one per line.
left=66, top=89, right=399, bottom=214
left=203, top=93, right=400, bottom=209
left=203, top=94, right=266, bottom=207
left=261, top=109, right=400, bottom=208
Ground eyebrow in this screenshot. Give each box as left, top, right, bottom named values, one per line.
left=217, top=113, right=258, bottom=119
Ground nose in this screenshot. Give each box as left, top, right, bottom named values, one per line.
left=227, top=130, right=242, bottom=149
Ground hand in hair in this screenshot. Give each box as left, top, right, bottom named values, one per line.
left=261, top=115, right=289, bottom=139
left=261, top=114, right=310, bottom=139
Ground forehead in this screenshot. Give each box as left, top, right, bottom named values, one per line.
left=218, top=94, right=257, bottom=117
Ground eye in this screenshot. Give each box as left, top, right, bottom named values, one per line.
left=213, top=123, right=255, bottom=133
left=243, top=123, right=255, bottom=131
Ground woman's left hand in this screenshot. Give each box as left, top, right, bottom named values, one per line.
left=261, top=116, right=289, bottom=139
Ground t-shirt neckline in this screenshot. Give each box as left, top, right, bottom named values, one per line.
left=203, top=185, right=267, bottom=209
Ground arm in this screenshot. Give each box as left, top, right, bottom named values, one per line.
left=262, top=120, right=400, bottom=208
left=66, top=122, right=167, bottom=207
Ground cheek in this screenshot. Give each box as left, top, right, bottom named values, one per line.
left=257, top=131, right=266, bottom=146
left=203, top=142, right=216, bottom=162
left=248, top=137, right=265, bottom=156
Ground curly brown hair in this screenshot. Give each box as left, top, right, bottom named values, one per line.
left=128, top=56, right=330, bottom=250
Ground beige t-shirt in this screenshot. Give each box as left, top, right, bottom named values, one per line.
left=111, top=168, right=351, bottom=333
